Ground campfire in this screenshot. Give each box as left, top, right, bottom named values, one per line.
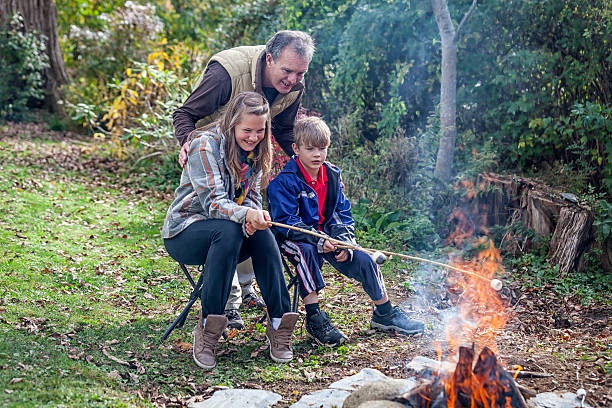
left=399, top=203, right=525, bottom=408
left=394, top=346, right=527, bottom=408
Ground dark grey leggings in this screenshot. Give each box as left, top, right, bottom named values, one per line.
left=164, top=219, right=290, bottom=319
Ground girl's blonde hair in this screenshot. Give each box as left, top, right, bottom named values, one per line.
left=218, top=92, right=273, bottom=186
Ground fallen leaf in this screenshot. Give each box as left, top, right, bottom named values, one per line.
left=101, top=348, right=130, bottom=366
left=108, top=370, right=121, bottom=379
left=9, top=378, right=23, bottom=384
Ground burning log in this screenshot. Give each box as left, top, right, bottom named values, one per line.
left=447, top=347, right=478, bottom=408
left=472, top=347, right=528, bottom=408
left=391, top=379, right=446, bottom=408
left=394, top=347, right=528, bottom=408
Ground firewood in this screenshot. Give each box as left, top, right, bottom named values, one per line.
left=514, top=370, right=552, bottom=378
left=515, top=383, right=537, bottom=399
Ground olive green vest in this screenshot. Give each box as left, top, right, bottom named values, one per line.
left=193, top=45, right=301, bottom=129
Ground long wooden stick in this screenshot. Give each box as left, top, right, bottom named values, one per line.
left=268, top=221, right=494, bottom=283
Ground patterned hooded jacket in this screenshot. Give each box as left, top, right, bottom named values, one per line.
left=266, top=157, right=356, bottom=253
left=162, top=127, right=261, bottom=239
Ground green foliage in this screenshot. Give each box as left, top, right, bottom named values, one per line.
left=594, top=200, right=612, bottom=241
left=460, top=0, right=612, bottom=196
left=105, top=52, right=189, bottom=156
left=511, top=251, right=612, bottom=303
left=56, top=0, right=124, bottom=33
left=352, top=199, right=439, bottom=251
left=64, top=1, right=164, bottom=81
left=281, top=0, right=439, bottom=142
left=0, top=14, right=50, bottom=120
left=62, top=0, right=169, bottom=122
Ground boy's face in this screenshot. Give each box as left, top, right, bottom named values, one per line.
left=292, top=142, right=328, bottom=177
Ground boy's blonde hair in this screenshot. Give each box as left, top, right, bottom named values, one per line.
left=294, top=117, right=331, bottom=148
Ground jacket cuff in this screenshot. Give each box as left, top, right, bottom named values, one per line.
left=317, top=237, right=326, bottom=253
left=231, top=206, right=249, bottom=227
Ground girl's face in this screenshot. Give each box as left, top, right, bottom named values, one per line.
left=234, top=113, right=267, bottom=152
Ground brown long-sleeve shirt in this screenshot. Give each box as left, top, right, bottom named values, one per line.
left=172, top=61, right=301, bottom=156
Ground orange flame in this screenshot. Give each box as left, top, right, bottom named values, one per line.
left=441, top=179, right=511, bottom=407
left=445, top=236, right=507, bottom=356
left=512, top=366, right=523, bottom=380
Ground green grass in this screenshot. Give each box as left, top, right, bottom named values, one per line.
left=0, top=136, right=370, bottom=406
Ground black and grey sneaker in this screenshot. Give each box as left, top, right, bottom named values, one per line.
left=224, top=309, right=245, bottom=330
left=242, top=292, right=266, bottom=310
left=370, top=306, right=424, bottom=335
left=305, top=310, right=348, bottom=347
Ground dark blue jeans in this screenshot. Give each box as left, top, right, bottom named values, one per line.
left=164, top=219, right=290, bottom=319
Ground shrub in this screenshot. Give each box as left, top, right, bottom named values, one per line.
left=98, top=50, right=189, bottom=158
left=66, top=1, right=164, bottom=82
left=63, top=1, right=167, bottom=117
left=0, top=14, right=50, bottom=120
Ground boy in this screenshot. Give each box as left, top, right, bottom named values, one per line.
left=267, top=117, right=424, bottom=347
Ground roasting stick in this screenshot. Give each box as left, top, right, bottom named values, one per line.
left=341, top=245, right=496, bottom=284
left=267, top=221, right=501, bottom=288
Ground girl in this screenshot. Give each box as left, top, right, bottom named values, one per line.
left=162, top=92, right=297, bottom=369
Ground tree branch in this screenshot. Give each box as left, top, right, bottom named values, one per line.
left=454, top=0, right=477, bottom=42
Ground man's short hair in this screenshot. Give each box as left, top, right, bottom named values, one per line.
left=266, top=30, right=315, bottom=62
left=294, top=117, right=331, bottom=148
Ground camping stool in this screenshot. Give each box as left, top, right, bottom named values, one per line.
left=161, top=263, right=223, bottom=342
left=283, top=255, right=300, bottom=313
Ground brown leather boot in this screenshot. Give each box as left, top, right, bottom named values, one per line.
left=193, top=314, right=227, bottom=369
left=266, top=312, right=299, bottom=363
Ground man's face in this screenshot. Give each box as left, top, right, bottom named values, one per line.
left=264, top=47, right=309, bottom=94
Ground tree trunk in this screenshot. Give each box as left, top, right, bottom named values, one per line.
left=470, top=173, right=609, bottom=274
left=431, top=0, right=477, bottom=183
left=548, top=208, right=594, bottom=275
left=431, top=0, right=457, bottom=183
left=0, top=0, right=68, bottom=115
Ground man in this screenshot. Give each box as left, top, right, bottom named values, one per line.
left=173, top=30, right=315, bottom=329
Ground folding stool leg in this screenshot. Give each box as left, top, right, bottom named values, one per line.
left=161, top=264, right=204, bottom=342
left=281, top=256, right=300, bottom=313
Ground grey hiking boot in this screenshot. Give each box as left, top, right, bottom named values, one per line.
left=242, top=292, right=266, bottom=310
left=193, top=314, right=227, bottom=369
left=266, top=313, right=298, bottom=363
left=370, top=306, right=424, bottom=335
left=305, top=310, right=348, bottom=347
left=224, top=309, right=245, bottom=330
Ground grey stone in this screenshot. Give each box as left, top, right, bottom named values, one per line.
left=528, top=392, right=593, bottom=408
left=190, top=389, right=282, bottom=408
left=330, top=368, right=389, bottom=391
left=560, top=193, right=579, bottom=203
left=357, top=401, right=406, bottom=408
left=290, top=388, right=351, bottom=408
left=406, top=355, right=455, bottom=376
left=342, top=378, right=417, bottom=408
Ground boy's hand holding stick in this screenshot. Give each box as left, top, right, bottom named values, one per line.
left=267, top=221, right=503, bottom=291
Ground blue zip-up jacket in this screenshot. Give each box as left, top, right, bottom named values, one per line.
left=267, top=157, right=357, bottom=253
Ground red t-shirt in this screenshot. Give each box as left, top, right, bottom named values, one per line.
left=296, top=158, right=328, bottom=229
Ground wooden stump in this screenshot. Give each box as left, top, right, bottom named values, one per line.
left=548, top=208, right=594, bottom=274
left=465, top=174, right=609, bottom=274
